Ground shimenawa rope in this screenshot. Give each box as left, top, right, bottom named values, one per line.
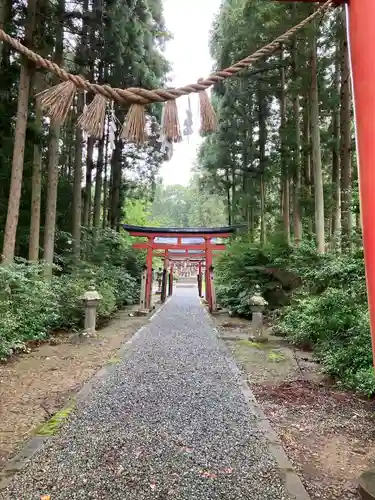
left=0, top=0, right=333, bottom=142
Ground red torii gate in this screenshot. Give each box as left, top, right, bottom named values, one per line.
left=124, top=225, right=237, bottom=312
left=276, top=1, right=375, bottom=374
left=124, top=0, right=375, bottom=361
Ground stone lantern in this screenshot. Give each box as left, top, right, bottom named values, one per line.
left=249, top=285, right=268, bottom=339
left=80, top=285, right=102, bottom=336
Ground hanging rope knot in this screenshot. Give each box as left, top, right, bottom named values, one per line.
left=36, top=81, right=76, bottom=123
left=122, top=104, right=147, bottom=144
left=198, top=78, right=217, bottom=135
left=77, top=94, right=107, bottom=139
left=162, top=97, right=182, bottom=143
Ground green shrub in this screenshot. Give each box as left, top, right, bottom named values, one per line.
left=0, top=301, right=26, bottom=358
left=215, top=236, right=373, bottom=396
left=88, top=264, right=139, bottom=307
left=277, top=287, right=364, bottom=346
left=97, top=281, right=117, bottom=318
left=315, top=310, right=374, bottom=394
left=346, top=367, right=375, bottom=397
left=275, top=260, right=372, bottom=394
left=0, top=262, right=59, bottom=359
left=215, top=239, right=284, bottom=316
left=0, top=232, right=141, bottom=360
left=52, top=274, right=88, bottom=328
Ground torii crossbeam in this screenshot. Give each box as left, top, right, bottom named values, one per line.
left=124, top=225, right=237, bottom=312
left=277, top=0, right=375, bottom=364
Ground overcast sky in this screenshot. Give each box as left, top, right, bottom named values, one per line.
left=159, top=0, right=221, bottom=186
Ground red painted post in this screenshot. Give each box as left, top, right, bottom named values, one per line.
left=145, top=237, right=153, bottom=310
left=161, top=254, right=168, bottom=303
left=205, top=238, right=213, bottom=311
left=204, top=244, right=208, bottom=304
left=346, top=0, right=375, bottom=365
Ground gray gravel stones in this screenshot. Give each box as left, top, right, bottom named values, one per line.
left=2, top=288, right=294, bottom=500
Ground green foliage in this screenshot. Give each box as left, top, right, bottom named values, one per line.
left=80, top=229, right=142, bottom=277
left=278, top=294, right=374, bottom=396
left=216, top=238, right=374, bottom=396
left=0, top=232, right=140, bottom=360
left=124, top=198, right=152, bottom=228
left=150, top=175, right=227, bottom=228
left=215, top=235, right=297, bottom=315
left=0, top=261, right=59, bottom=358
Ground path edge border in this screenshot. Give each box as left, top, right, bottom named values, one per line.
left=0, top=298, right=169, bottom=492
left=204, top=307, right=311, bottom=500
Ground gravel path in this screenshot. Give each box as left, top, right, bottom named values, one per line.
left=2, top=288, right=295, bottom=500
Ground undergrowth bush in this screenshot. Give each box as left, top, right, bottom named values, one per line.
left=215, top=235, right=374, bottom=396
left=0, top=230, right=141, bottom=360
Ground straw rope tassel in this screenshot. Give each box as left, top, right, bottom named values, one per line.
left=77, top=94, right=107, bottom=139
left=0, top=2, right=332, bottom=111
left=121, top=104, right=147, bottom=144
left=198, top=80, right=217, bottom=134
left=36, top=81, right=76, bottom=124
left=162, top=99, right=182, bottom=143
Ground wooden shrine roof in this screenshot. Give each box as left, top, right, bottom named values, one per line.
left=123, top=224, right=239, bottom=236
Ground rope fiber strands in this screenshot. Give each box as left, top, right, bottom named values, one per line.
left=0, top=0, right=333, bottom=143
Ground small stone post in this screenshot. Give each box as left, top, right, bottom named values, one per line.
left=161, top=268, right=167, bottom=302
left=168, top=265, right=174, bottom=296
left=140, top=266, right=147, bottom=309
left=156, top=268, right=162, bottom=295
left=249, top=285, right=268, bottom=340
left=80, top=285, right=102, bottom=336
left=197, top=262, right=203, bottom=297
left=209, top=265, right=217, bottom=313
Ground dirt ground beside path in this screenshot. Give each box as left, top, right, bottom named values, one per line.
left=0, top=307, right=152, bottom=472
left=214, top=312, right=375, bottom=500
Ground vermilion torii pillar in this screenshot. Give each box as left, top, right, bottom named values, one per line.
left=347, top=0, right=375, bottom=366
left=124, top=225, right=235, bottom=313
left=278, top=0, right=375, bottom=364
